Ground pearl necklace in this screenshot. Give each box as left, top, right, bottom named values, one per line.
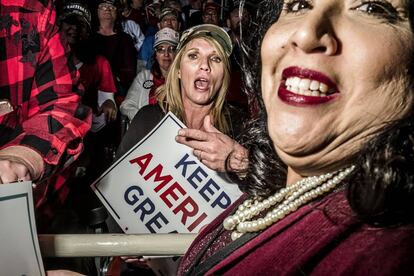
left=223, top=165, right=355, bottom=240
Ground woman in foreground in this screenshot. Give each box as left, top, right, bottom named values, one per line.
left=178, top=0, right=414, bottom=275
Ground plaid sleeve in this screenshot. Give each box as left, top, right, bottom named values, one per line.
left=0, top=0, right=91, bottom=179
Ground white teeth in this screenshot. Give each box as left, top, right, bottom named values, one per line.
left=310, top=80, right=319, bottom=90
left=299, top=79, right=310, bottom=90
left=285, top=77, right=332, bottom=96
left=319, top=83, right=329, bottom=93
left=292, top=77, right=300, bottom=88
left=311, top=91, right=319, bottom=97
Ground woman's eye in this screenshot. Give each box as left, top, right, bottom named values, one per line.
left=211, top=56, right=222, bottom=63
left=355, top=1, right=399, bottom=21
left=188, top=53, right=197, bottom=60
left=283, top=0, right=312, bottom=14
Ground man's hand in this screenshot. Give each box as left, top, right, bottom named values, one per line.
left=0, top=160, right=31, bottom=184
left=98, top=99, right=117, bottom=122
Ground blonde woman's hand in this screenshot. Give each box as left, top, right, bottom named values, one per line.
left=175, top=115, right=247, bottom=172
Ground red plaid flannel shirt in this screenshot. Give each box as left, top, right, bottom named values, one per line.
left=0, top=0, right=91, bottom=229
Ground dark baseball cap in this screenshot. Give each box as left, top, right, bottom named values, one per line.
left=100, top=0, right=117, bottom=5
left=177, top=24, right=233, bottom=57
left=204, top=2, right=220, bottom=13
left=59, top=2, right=91, bottom=28
left=158, top=7, right=179, bottom=20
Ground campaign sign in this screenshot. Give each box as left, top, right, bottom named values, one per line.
left=0, top=181, right=45, bottom=276
left=92, top=112, right=242, bottom=234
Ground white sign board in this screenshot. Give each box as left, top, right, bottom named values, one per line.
left=0, top=181, right=45, bottom=276
left=92, top=112, right=242, bottom=234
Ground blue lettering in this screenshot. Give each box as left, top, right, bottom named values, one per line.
left=211, top=191, right=231, bottom=209
left=199, top=178, right=220, bottom=202
left=145, top=212, right=169, bottom=233
left=187, top=166, right=208, bottom=189
left=175, top=153, right=197, bottom=177
left=133, top=197, right=155, bottom=221
left=124, top=186, right=144, bottom=205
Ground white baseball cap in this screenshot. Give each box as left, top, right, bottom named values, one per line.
left=154, top=27, right=180, bottom=49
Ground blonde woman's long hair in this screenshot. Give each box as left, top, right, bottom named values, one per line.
left=155, top=35, right=231, bottom=134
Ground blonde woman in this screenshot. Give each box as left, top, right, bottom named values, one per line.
left=117, top=24, right=248, bottom=173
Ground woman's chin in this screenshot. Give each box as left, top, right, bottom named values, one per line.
left=274, top=139, right=331, bottom=168
left=273, top=132, right=326, bottom=155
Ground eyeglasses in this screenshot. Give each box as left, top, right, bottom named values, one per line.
left=155, top=46, right=176, bottom=55
left=98, top=4, right=117, bottom=11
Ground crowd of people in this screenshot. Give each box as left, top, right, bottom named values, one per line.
left=2, top=0, right=414, bottom=275
left=56, top=0, right=253, bottom=183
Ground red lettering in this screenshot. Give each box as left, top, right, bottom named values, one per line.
left=144, top=164, right=173, bottom=192
left=129, top=153, right=153, bottom=175
left=160, top=182, right=187, bottom=208
left=173, top=196, right=199, bottom=225
left=187, top=212, right=208, bottom=232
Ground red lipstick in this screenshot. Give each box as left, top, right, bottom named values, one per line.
left=278, top=67, right=339, bottom=106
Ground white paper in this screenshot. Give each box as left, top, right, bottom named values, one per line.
left=92, top=112, right=242, bottom=234
left=0, top=181, right=45, bottom=276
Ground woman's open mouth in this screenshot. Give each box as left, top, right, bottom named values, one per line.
left=278, top=67, right=339, bottom=106
left=194, top=78, right=210, bottom=91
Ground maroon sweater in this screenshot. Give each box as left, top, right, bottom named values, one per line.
left=178, top=190, right=414, bottom=275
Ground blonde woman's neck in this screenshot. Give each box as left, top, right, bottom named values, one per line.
left=183, top=104, right=212, bottom=130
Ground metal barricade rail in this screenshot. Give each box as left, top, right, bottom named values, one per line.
left=38, top=233, right=197, bottom=257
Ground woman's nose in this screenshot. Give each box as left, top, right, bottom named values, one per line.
left=199, top=57, right=211, bottom=72
left=289, top=11, right=339, bottom=56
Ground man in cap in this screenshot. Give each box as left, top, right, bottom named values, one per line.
left=158, top=7, right=181, bottom=31
left=202, top=1, right=220, bottom=26
left=59, top=2, right=92, bottom=43
left=138, top=7, right=181, bottom=71
left=163, top=0, right=184, bottom=30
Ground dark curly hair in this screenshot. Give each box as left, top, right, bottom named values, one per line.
left=236, top=0, right=414, bottom=226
